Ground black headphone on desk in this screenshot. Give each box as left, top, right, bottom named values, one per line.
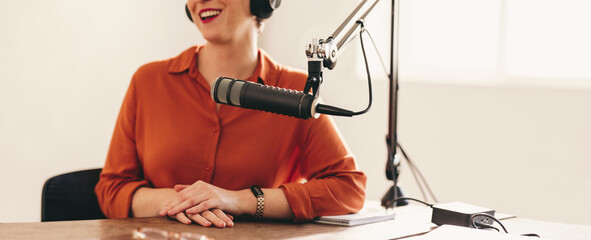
left=185, top=0, right=281, bottom=22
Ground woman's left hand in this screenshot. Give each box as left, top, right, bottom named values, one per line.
left=159, top=180, right=250, bottom=218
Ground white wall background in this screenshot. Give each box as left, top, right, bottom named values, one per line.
left=0, top=0, right=203, bottom=222
left=1, top=0, right=590, bottom=225
left=261, top=0, right=591, bottom=226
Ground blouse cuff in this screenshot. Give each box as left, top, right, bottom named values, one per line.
left=279, top=182, right=314, bottom=222
left=101, top=180, right=150, bottom=219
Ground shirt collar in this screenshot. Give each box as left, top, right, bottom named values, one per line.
left=167, top=45, right=279, bottom=86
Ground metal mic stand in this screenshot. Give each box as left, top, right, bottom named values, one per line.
left=303, top=0, right=405, bottom=209
left=382, top=0, right=407, bottom=209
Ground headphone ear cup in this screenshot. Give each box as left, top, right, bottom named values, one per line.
left=250, top=0, right=281, bottom=19
left=185, top=4, right=193, bottom=22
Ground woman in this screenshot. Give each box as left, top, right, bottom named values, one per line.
left=95, top=0, right=366, bottom=228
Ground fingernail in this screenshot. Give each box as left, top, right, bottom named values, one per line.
left=228, top=222, right=234, bottom=227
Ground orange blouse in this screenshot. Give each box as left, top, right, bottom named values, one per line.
left=95, top=46, right=366, bottom=221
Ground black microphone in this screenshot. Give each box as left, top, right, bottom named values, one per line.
left=211, top=77, right=354, bottom=119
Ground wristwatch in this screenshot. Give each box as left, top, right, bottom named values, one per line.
left=250, top=185, right=264, bottom=219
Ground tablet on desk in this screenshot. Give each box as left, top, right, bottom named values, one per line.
left=314, top=202, right=395, bottom=227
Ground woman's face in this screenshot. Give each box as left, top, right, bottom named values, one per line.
left=187, top=0, right=257, bottom=44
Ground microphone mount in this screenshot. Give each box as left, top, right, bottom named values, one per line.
left=303, top=44, right=323, bottom=98
left=303, top=0, right=380, bottom=99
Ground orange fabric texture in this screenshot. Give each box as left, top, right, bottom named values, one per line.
left=95, top=46, right=367, bottom=221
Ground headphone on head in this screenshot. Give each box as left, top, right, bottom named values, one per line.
left=185, top=0, right=281, bottom=22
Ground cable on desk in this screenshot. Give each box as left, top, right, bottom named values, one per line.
left=470, top=213, right=540, bottom=238
left=521, top=233, right=541, bottom=238
left=391, top=197, right=434, bottom=208
left=471, top=213, right=508, bottom=233
left=476, top=224, right=500, bottom=232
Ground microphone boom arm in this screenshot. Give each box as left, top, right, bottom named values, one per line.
left=303, top=0, right=381, bottom=99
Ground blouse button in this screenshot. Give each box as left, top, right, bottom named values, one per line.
left=212, top=126, right=219, bottom=133
left=204, top=163, right=211, bottom=170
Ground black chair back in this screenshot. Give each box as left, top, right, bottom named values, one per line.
left=41, top=168, right=106, bottom=221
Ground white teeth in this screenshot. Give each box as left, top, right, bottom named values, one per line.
left=200, top=10, right=221, bottom=19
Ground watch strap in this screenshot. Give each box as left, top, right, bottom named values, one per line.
left=250, top=185, right=264, bottom=219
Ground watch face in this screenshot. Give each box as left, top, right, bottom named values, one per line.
left=251, top=185, right=264, bottom=196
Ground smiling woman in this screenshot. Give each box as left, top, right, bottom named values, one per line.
left=94, top=0, right=366, bottom=228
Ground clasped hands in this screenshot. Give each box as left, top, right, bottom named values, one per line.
left=159, top=180, right=252, bottom=228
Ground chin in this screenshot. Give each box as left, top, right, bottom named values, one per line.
left=202, top=35, right=231, bottom=45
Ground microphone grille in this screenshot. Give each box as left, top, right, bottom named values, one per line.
left=229, top=81, right=245, bottom=106
left=214, top=78, right=230, bottom=104
left=212, top=77, right=247, bottom=106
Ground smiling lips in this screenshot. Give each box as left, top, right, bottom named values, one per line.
left=199, top=9, right=222, bottom=23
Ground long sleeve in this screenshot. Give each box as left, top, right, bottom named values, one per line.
left=280, top=115, right=367, bottom=221
left=95, top=75, right=150, bottom=218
